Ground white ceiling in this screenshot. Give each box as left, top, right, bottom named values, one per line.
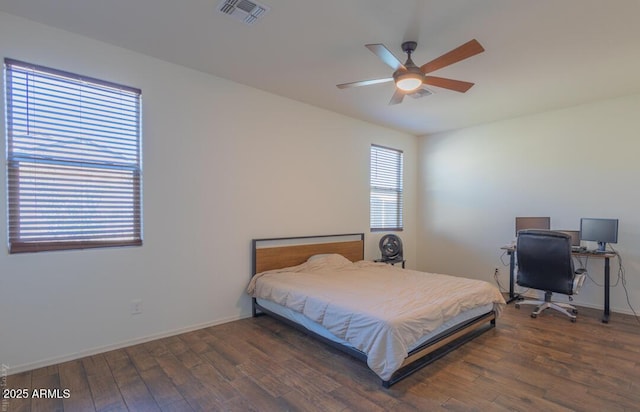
left=1, top=0, right=640, bottom=135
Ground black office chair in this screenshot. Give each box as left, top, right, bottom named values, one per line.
left=515, top=230, right=586, bottom=322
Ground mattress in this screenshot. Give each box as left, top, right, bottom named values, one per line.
left=257, top=298, right=494, bottom=353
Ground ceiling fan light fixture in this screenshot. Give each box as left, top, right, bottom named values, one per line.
left=337, top=39, right=484, bottom=104
left=395, top=72, right=423, bottom=92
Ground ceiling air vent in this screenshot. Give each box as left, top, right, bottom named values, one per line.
left=218, top=0, right=270, bottom=25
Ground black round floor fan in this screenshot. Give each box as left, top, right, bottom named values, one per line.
left=379, top=234, right=403, bottom=262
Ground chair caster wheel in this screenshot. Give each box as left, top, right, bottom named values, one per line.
left=571, top=318, right=577, bottom=323
left=515, top=304, right=520, bottom=309
left=531, top=313, right=537, bottom=319
left=572, top=309, right=578, bottom=314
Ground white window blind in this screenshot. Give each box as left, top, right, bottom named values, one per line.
left=370, top=144, right=403, bottom=231
left=5, top=59, right=142, bottom=253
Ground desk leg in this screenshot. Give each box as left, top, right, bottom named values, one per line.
left=507, top=250, right=519, bottom=303
left=602, top=257, right=610, bottom=323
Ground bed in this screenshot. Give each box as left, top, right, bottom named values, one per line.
left=248, top=233, right=505, bottom=387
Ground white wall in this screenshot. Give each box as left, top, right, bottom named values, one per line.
left=418, top=94, right=640, bottom=315
left=0, top=12, right=417, bottom=373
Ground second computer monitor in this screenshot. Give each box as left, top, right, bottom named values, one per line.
left=580, top=218, right=619, bottom=252
left=515, top=216, right=550, bottom=235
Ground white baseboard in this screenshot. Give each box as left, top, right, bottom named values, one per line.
left=6, top=314, right=248, bottom=376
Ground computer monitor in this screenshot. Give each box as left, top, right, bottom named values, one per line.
left=515, top=217, right=550, bottom=235
left=557, top=230, right=581, bottom=247
left=580, top=218, right=619, bottom=252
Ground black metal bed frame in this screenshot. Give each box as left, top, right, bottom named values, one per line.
left=253, top=299, right=495, bottom=387
left=250, top=233, right=497, bottom=387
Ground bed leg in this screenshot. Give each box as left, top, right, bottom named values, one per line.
left=252, top=298, right=266, bottom=317
left=252, top=298, right=258, bottom=317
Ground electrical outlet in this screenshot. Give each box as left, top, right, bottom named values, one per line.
left=131, top=299, right=143, bottom=315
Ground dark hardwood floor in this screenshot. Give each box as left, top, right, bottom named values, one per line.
left=4, top=302, right=640, bottom=411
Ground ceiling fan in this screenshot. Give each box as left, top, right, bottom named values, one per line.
left=337, top=39, right=484, bottom=105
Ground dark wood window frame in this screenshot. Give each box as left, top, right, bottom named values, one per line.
left=5, top=59, right=142, bottom=253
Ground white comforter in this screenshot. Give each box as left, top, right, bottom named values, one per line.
left=247, top=254, right=505, bottom=380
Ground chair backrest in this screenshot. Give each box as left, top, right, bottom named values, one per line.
left=516, top=229, right=576, bottom=295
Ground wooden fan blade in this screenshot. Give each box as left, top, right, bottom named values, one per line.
left=423, top=76, right=475, bottom=93
left=336, top=77, right=393, bottom=89
left=420, top=39, right=484, bottom=74
left=389, top=89, right=405, bottom=105
left=366, top=44, right=406, bottom=71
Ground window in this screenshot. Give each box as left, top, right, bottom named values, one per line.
left=370, top=144, right=403, bottom=231
left=5, top=59, right=142, bottom=253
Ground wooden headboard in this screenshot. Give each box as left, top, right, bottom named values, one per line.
left=252, top=233, right=364, bottom=275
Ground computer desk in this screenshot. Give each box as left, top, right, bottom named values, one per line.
left=501, top=246, right=616, bottom=323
